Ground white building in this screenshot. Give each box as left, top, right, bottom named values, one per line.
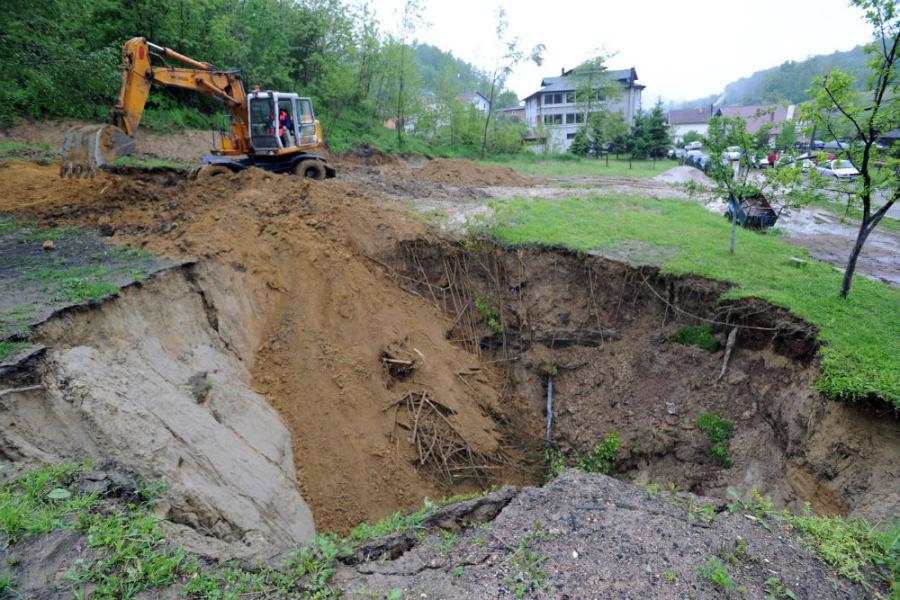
left=667, top=106, right=713, bottom=142
left=522, top=67, right=644, bottom=152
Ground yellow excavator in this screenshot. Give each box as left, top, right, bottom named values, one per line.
left=61, top=37, right=335, bottom=179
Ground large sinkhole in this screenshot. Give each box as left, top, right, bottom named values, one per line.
left=1, top=165, right=897, bottom=549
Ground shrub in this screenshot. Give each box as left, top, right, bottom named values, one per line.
left=671, top=324, right=718, bottom=352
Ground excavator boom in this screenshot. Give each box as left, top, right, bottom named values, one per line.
left=61, top=38, right=251, bottom=177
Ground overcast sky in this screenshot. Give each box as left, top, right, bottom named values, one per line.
left=364, top=0, right=874, bottom=104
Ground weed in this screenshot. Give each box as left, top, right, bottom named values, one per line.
left=547, top=431, right=620, bottom=479
left=664, top=569, right=675, bottom=582
left=0, top=463, right=95, bottom=541
left=387, top=588, right=404, bottom=600
left=437, top=530, right=458, bottom=555
left=192, top=382, right=213, bottom=402
left=641, top=482, right=661, bottom=498
left=68, top=510, right=187, bottom=599
left=697, top=557, right=736, bottom=592
left=502, top=522, right=551, bottom=598
left=696, top=413, right=735, bottom=468
left=453, top=565, right=464, bottom=577
left=687, top=501, right=718, bottom=525
left=473, top=293, right=503, bottom=334
left=671, top=324, right=718, bottom=352
left=763, top=577, right=798, bottom=599
left=348, top=498, right=436, bottom=544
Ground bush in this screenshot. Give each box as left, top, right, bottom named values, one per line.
left=696, top=413, right=735, bottom=468
left=671, top=324, right=718, bottom=352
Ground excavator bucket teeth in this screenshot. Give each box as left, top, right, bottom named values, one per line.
left=60, top=125, right=135, bottom=178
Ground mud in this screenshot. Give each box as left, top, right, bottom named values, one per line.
left=416, top=158, right=537, bottom=187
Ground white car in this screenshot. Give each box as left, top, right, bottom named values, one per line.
left=817, top=159, right=859, bottom=180
left=723, top=146, right=741, bottom=161
left=684, top=141, right=703, bottom=151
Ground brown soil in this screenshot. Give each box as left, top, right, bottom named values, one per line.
left=416, top=158, right=536, bottom=187
left=0, top=161, right=538, bottom=533
left=1, top=157, right=896, bottom=534
left=400, top=241, right=900, bottom=521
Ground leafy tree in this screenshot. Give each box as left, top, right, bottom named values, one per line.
left=705, top=116, right=807, bottom=255
left=628, top=109, right=650, bottom=161
left=775, top=120, right=798, bottom=152
left=803, top=0, right=899, bottom=298
left=681, top=130, right=704, bottom=147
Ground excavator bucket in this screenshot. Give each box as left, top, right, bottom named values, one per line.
left=60, top=125, right=135, bottom=178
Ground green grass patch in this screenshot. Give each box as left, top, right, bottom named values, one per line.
left=24, top=265, right=119, bottom=303
left=697, top=557, right=737, bottom=592
left=0, top=463, right=95, bottom=542
left=671, top=324, right=718, bottom=352
left=483, top=155, right=678, bottom=179
left=107, top=156, right=192, bottom=170
left=490, top=195, right=900, bottom=406
left=0, top=342, right=29, bottom=362
left=0, top=141, right=56, bottom=164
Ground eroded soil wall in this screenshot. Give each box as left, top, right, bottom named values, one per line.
left=399, top=240, right=900, bottom=520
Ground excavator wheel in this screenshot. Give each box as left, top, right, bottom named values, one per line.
left=195, top=165, right=233, bottom=180
left=293, top=159, right=326, bottom=180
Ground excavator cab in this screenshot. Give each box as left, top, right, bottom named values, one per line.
left=246, top=90, right=320, bottom=154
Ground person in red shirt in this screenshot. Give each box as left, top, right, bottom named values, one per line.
left=767, top=150, right=777, bottom=168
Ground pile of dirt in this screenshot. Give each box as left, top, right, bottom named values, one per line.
left=416, top=158, right=535, bottom=187
left=337, top=144, right=402, bottom=167
left=0, top=161, right=539, bottom=535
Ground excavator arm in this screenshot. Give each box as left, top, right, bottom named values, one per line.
left=61, top=38, right=250, bottom=177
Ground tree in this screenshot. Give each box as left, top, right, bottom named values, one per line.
left=569, top=125, right=591, bottom=156
left=705, top=115, right=807, bottom=255
left=628, top=109, right=650, bottom=162
left=775, top=120, right=797, bottom=152
left=390, top=0, right=425, bottom=151
left=645, top=100, right=671, bottom=161
left=803, top=0, right=899, bottom=297
left=479, top=8, right=544, bottom=159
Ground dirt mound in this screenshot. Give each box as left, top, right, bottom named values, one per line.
left=335, top=470, right=874, bottom=598
left=417, top=158, right=534, bottom=187
left=0, top=161, right=537, bottom=534
left=338, top=144, right=402, bottom=167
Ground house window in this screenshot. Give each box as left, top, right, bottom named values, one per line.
left=554, top=93, right=563, bottom=104
left=554, top=114, right=562, bottom=125
left=566, top=92, right=575, bottom=104
left=566, top=133, right=576, bottom=140
left=544, top=93, right=555, bottom=105
left=566, top=113, right=575, bottom=124
left=543, top=114, right=552, bottom=124
left=575, top=113, right=584, bottom=124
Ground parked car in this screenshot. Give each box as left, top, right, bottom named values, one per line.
left=684, top=141, right=703, bottom=151
left=776, top=154, right=815, bottom=173
left=723, top=146, right=742, bottom=161
left=667, top=147, right=686, bottom=159
left=749, top=154, right=770, bottom=169
left=817, top=159, right=859, bottom=180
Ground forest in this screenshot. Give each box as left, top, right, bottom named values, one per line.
left=680, top=45, right=869, bottom=107
left=0, top=0, right=526, bottom=155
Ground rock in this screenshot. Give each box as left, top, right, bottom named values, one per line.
left=42, top=240, right=55, bottom=251
left=0, top=269, right=315, bottom=554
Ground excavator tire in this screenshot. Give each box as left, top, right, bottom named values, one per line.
left=293, top=159, right=327, bottom=180
left=195, top=165, right=232, bottom=180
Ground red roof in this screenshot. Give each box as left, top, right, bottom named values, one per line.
left=715, top=104, right=789, bottom=134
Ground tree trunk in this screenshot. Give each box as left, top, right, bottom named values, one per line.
left=480, top=77, right=498, bottom=159
left=729, top=197, right=738, bottom=256
left=841, top=219, right=872, bottom=298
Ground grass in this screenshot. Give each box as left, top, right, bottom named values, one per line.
left=0, top=141, right=56, bottom=164
left=0, top=342, right=29, bottom=362
left=671, top=324, right=719, bottom=352
left=24, top=265, right=120, bottom=303
left=107, top=156, right=192, bottom=170
left=501, top=522, right=551, bottom=598
left=0, top=463, right=96, bottom=542
left=490, top=195, right=900, bottom=406
left=483, top=155, right=678, bottom=179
